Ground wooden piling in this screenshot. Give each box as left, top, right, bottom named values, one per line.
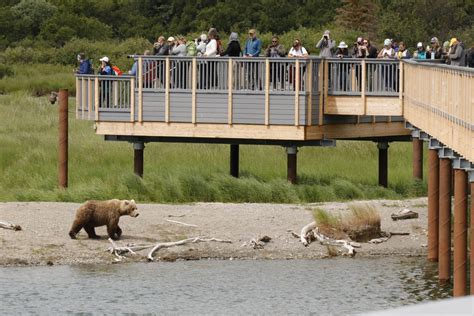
left=453, top=169, right=468, bottom=296
left=413, top=138, right=423, bottom=180
left=58, top=89, right=68, bottom=189
left=427, top=149, right=439, bottom=262
left=438, top=158, right=452, bottom=285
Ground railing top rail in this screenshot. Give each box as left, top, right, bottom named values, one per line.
left=127, top=55, right=321, bottom=62
left=325, top=57, right=400, bottom=63
left=403, top=59, right=474, bottom=74
left=75, top=74, right=134, bottom=80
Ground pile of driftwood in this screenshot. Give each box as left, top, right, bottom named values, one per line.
left=107, top=237, right=232, bottom=262
left=293, top=221, right=359, bottom=256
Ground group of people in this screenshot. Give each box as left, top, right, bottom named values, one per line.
left=75, top=28, right=474, bottom=76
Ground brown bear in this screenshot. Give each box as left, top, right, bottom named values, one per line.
left=69, top=199, right=139, bottom=240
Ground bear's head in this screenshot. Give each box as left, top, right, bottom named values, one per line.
left=121, top=199, right=139, bottom=217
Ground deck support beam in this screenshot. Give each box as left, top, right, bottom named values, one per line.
left=230, top=144, right=239, bottom=178
left=286, top=146, right=298, bottom=184
left=133, top=142, right=145, bottom=178
left=427, top=148, right=439, bottom=262
left=413, top=137, right=423, bottom=180
left=453, top=168, right=468, bottom=296
left=438, top=157, right=452, bottom=285
left=377, top=142, right=389, bottom=188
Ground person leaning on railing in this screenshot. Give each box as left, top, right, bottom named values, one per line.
left=335, top=41, right=350, bottom=58
left=377, top=39, right=395, bottom=59
left=244, top=29, right=262, bottom=57
left=358, top=39, right=378, bottom=58
left=395, top=42, right=411, bottom=59
left=427, top=37, right=443, bottom=60
left=265, top=36, right=286, bottom=58
left=316, top=30, right=335, bottom=57
left=153, top=36, right=170, bottom=55
left=221, top=32, right=242, bottom=57
left=171, top=36, right=187, bottom=56
left=447, top=38, right=465, bottom=66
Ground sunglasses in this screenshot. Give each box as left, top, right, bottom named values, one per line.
left=272, top=40, right=277, bottom=43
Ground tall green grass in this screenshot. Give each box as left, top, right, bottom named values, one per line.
left=0, top=92, right=427, bottom=203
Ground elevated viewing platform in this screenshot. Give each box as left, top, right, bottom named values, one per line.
left=75, top=56, right=473, bottom=170
left=75, top=57, right=409, bottom=145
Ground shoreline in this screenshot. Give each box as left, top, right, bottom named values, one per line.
left=0, top=198, right=428, bottom=267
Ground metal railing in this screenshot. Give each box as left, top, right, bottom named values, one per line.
left=137, top=56, right=312, bottom=93
left=76, top=75, right=134, bottom=119
left=327, top=58, right=400, bottom=96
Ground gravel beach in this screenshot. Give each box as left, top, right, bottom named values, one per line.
left=0, top=198, right=428, bottom=266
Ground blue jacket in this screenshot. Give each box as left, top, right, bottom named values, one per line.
left=78, top=60, right=92, bottom=74
left=244, top=38, right=262, bottom=57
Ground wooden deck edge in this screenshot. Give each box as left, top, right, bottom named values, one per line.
left=95, top=121, right=410, bottom=142
left=95, top=122, right=306, bottom=141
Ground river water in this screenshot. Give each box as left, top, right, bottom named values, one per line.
left=0, top=257, right=451, bottom=315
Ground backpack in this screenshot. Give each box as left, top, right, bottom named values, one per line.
left=186, top=41, right=197, bottom=56
left=112, top=65, right=122, bottom=76
left=216, top=39, right=224, bottom=56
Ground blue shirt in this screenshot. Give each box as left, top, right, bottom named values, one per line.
left=100, top=65, right=113, bottom=75
left=244, top=38, right=262, bottom=57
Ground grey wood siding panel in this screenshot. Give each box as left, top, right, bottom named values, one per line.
left=390, top=116, right=404, bottom=122
left=233, top=94, right=265, bottom=124
left=311, top=93, right=320, bottom=125
left=196, top=94, right=227, bottom=123
left=141, top=91, right=165, bottom=121
left=99, top=111, right=130, bottom=122
left=170, top=92, right=192, bottom=122
left=324, top=115, right=358, bottom=124
left=375, top=116, right=389, bottom=123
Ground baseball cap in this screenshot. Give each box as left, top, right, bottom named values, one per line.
left=99, top=56, right=109, bottom=63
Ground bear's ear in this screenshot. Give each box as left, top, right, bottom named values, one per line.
left=131, top=199, right=135, bottom=204
left=123, top=200, right=129, bottom=205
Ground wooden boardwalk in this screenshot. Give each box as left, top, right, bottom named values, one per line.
left=75, top=57, right=474, bottom=295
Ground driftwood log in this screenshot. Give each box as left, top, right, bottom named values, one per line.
left=107, top=237, right=232, bottom=261
left=297, top=221, right=357, bottom=256
left=0, top=221, right=22, bottom=231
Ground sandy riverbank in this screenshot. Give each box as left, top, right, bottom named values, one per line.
left=0, top=198, right=428, bottom=266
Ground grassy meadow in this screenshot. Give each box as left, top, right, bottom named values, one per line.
left=0, top=80, right=427, bottom=203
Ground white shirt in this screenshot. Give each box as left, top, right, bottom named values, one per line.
left=288, top=46, right=308, bottom=57
left=204, top=39, right=217, bottom=57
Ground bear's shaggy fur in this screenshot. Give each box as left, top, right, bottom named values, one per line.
left=69, top=199, right=139, bottom=240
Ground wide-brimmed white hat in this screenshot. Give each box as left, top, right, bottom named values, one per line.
left=338, top=41, right=348, bottom=49
left=99, top=56, right=109, bottom=63
left=417, top=42, right=423, bottom=48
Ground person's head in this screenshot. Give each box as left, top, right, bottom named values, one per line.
left=363, top=39, right=370, bottom=47
left=200, top=33, right=208, bottom=42
left=384, top=38, right=392, bottom=48
left=443, top=40, right=450, bottom=52
left=229, top=32, right=239, bottom=42
left=167, top=36, right=175, bottom=45
left=77, top=53, right=85, bottom=62
left=99, top=56, right=110, bottom=66
left=248, top=29, right=257, bottom=39
left=323, top=30, right=330, bottom=39
left=143, top=50, right=150, bottom=56
left=449, top=37, right=458, bottom=47
left=208, top=28, right=217, bottom=39
left=158, top=36, right=165, bottom=44
left=417, top=42, right=424, bottom=51
left=177, top=36, right=186, bottom=44
left=399, top=41, right=406, bottom=51
left=271, top=36, right=279, bottom=46
left=337, top=41, right=348, bottom=50
left=356, top=37, right=363, bottom=45
left=430, top=37, right=439, bottom=48
left=293, top=39, right=301, bottom=48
